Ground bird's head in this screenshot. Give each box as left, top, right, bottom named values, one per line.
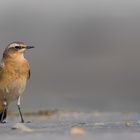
left=3, top=42, right=34, bottom=58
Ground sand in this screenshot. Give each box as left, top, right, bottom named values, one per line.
left=1, top=111, right=140, bottom=140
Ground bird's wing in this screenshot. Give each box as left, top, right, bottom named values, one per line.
left=0, top=63, right=4, bottom=76
left=28, top=69, right=30, bottom=80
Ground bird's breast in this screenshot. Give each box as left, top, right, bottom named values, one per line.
left=0, top=58, right=29, bottom=101
left=3, top=58, right=29, bottom=81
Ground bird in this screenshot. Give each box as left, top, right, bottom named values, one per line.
left=0, top=42, right=34, bottom=123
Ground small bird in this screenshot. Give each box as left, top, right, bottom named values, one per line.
left=0, top=42, right=34, bottom=123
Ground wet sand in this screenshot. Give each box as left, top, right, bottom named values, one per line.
left=1, top=111, right=140, bottom=140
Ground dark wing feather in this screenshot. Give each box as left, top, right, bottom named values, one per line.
left=0, top=63, right=4, bottom=79
left=28, top=69, right=31, bottom=79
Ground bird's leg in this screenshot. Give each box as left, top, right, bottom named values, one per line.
left=0, top=109, right=7, bottom=123
left=17, top=96, right=24, bottom=123
left=0, top=100, right=8, bottom=123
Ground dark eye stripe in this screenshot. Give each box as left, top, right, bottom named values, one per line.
left=15, top=46, right=20, bottom=49
left=15, top=46, right=25, bottom=49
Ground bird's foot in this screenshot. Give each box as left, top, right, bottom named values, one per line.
left=20, top=120, right=31, bottom=124
left=20, top=119, right=24, bottom=123
left=0, top=120, right=7, bottom=124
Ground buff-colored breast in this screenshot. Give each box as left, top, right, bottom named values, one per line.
left=0, top=55, right=29, bottom=103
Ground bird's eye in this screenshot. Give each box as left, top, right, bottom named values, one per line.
left=15, top=46, right=21, bottom=49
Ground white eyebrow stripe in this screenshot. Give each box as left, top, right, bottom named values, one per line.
left=8, top=43, right=19, bottom=48
left=7, top=43, right=26, bottom=49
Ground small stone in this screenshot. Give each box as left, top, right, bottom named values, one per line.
left=70, top=127, right=85, bottom=135
left=11, top=123, right=34, bottom=132
left=125, top=121, right=131, bottom=127
left=94, top=122, right=105, bottom=126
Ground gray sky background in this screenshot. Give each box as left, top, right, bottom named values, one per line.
left=0, top=0, right=140, bottom=112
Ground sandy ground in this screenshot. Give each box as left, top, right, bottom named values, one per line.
left=1, top=112, right=140, bottom=140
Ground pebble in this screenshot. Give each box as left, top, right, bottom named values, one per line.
left=11, top=123, right=34, bottom=132
left=70, top=127, right=86, bottom=135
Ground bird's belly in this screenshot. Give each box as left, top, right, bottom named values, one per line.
left=0, top=79, right=26, bottom=102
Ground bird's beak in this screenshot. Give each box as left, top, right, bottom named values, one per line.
left=26, top=46, right=35, bottom=49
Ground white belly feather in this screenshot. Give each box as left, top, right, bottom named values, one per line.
left=0, top=79, right=26, bottom=102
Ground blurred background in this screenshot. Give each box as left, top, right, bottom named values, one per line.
left=0, top=0, right=140, bottom=112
